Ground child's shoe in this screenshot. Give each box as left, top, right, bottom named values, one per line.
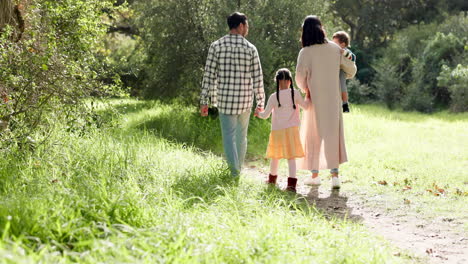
left=342, top=103, right=350, bottom=113
left=304, top=176, right=321, bottom=186
left=285, top=177, right=298, bottom=193
left=266, top=174, right=277, bottom=185
left=331, top=177, right=341, bottom=189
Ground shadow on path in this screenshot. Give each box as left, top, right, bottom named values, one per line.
left=305, top=187, right=364, bottom=222
left=243, top=168, right=363, bottom=221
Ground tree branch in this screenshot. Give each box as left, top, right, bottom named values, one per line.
left=107, top=25, right=138, bottom=36
left=13, top=4, right=24, bottom=42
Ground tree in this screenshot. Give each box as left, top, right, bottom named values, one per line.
left=133, top=0, right=333, bottom=99
left=0, top=0, right=24, bottom=42
left=371, top=13, right=467, bottom=112
left=0, top=0, right=120, bottom=146
left=329, top=0, right=466, bottom=84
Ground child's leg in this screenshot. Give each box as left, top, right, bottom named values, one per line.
left=286, top=159, right=298, bottom=192
left=270, top=159, right=279, bottom=175
left=342, top=92, right=348, bottom=103
left=342, top=92, right=350, bottom=112
left=287, top=159, right=296, bottom=178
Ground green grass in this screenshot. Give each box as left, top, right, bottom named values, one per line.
left=342, top=105, right=468, bottom=225
left=2, top=99, right=465, bottom=263
left=121, top=99, right=468, bottom=223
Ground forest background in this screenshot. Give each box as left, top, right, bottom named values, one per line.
left=1, top=0, right=467, bottom=143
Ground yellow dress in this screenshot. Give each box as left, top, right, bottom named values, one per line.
left=266, top=126, right=304, bottom=160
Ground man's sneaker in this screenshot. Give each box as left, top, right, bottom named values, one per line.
left=304, top=176, right=321, bottom=186
left=331, top=177, right=341, bottom=189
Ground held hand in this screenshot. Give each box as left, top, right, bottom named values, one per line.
left=254, top=107, right=263, bottom=117
left=200, top=105, right=208, bottom=117
left=306, top=89, right=311, bottom=99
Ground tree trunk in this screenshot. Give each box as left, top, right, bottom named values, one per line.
left=0, top=0, right=15, bottom=29
left=0, top=0, right=24, bottom=41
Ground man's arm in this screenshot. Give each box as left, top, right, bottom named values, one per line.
left=251, top=47, right=265, bottom=109
left=200, top=43, right=218, bottom=115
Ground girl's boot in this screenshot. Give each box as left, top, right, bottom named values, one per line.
left=286, top=177, right=298, bottom=193
left=266, top=174, right=277, bottom=185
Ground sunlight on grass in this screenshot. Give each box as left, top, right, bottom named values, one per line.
left=340, top=105, right=468, bottom=222
left=0, top=100, right=412, bottom=263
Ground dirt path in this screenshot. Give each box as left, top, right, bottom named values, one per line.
left=243, top=166, right=468, bottom=264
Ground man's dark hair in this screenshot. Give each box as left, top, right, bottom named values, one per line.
left=227, top=12, right=247, bottom=30
left=301, top=15, right=327, bottom=47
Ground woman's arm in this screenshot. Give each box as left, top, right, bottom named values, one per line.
left=294, top=90, right=310, bottom=109
left=340, top=52, right=357, bottom=79
left=295, top=49, right=309, bottom=94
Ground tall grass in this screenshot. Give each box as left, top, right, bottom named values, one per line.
left=0, top=99, right=406, bottom=263
left=111, top=100, right=468, bottom=227
left=343, top=105, right=468, bottom=224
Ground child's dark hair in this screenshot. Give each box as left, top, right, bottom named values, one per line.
left=275, top=68, right=296, bottom=109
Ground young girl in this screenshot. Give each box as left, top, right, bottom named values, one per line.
left=255, top=68, right=310, bottom=192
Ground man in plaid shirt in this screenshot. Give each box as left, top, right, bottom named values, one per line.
left=200, top=12, right=265, bottom=177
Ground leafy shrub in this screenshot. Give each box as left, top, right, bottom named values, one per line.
left=348, top=78, right=375, bottom=104
left=371, top=13, right=467, bottom=112
left=438, top=64, right=468, bottom=112
left=373, top=62, right=402, bottom=109
left=410, top=32, right=464, bottom=107
left=0, top=0, right=121, bottom=147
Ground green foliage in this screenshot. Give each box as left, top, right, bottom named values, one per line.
left=132, top=0, right=335, bottom=99
left=330, top=0, right=466, bottom=85
left=438, top=64, right=468, bottom=112
left=373, top=61, right=402, bottom=109
left=347, top=78, right=375, bottom=104
left=402, top=32, right=465, bottom=112
left=372, top=13, right=467, bottom=112
left=0, top=0, right=121, bottom=146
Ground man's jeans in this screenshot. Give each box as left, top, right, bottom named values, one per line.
left=219, top=111, right=251, bottom=176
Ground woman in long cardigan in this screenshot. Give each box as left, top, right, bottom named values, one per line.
left=295, top=15, right=357, bottom=189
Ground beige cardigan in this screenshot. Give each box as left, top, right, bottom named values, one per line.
left=295, top=41, right=357, bottom=170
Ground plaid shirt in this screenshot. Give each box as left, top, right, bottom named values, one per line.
left=200, top=34, right=265, bottom=115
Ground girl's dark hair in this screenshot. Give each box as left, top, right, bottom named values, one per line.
left=301, top=15, right=327, bottom=47
left=275, top=68, right=296, bottom=109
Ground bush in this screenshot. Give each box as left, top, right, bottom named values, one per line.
left=438, top=64, right=468, bottom=112
left=373, top=58, right=404, bottom=109
left=348, top=78, right=375, bottom=104
left=371, top=13, right=467, bottom=112
left=411, top=32, right=464, bottom=107
left=0, top=0, right=121, bottom=148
